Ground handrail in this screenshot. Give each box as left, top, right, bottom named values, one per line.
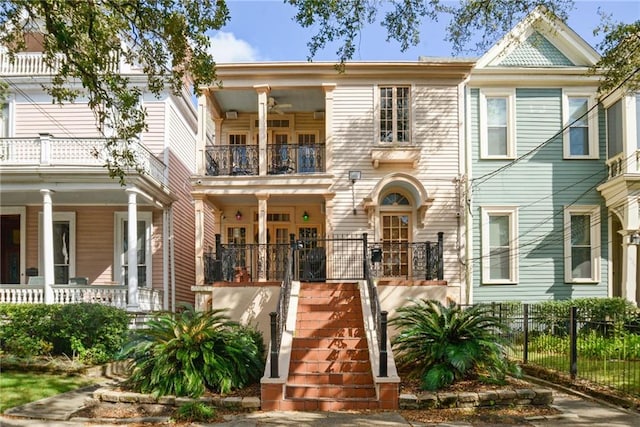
left=363, top=233, right=387, bottom=377
left=269, top=236, right=295, bottom=378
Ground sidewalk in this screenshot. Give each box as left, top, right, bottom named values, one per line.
left=1, top=382, right=638, bottom=426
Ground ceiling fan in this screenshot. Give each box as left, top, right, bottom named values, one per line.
left=267, top=96, right=292, bottom=114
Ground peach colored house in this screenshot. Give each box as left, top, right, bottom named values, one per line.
left=189, top=60, right=474, bottom=410
left=0, top=50, right=197, bottom=311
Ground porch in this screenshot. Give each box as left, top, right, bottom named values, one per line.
left=202, top=232, right=445, bottom=284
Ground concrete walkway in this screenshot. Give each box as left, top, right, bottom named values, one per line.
left=1, top=382, right=638, bottom=426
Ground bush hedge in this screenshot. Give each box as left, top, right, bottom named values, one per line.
left=0, top=303, right=130, bottom=364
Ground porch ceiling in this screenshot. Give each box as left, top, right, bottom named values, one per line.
left=210, top=88, right=325, bottom=115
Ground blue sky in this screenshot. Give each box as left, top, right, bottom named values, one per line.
left=209, top=0, right=639, bottom=62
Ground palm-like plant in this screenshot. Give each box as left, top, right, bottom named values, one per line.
left=120, top=306, right=264, bottom=398
left=390, top=299, right=520, bottom=391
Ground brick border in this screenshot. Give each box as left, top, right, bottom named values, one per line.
left=92, top=388, right=260, bottom=410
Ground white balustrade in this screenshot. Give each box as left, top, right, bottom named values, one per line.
left=0, top=136, right=167, bottom=185
left=0, top=52, right=122, bottom=76
left=0, top=285, right=45, bottom=304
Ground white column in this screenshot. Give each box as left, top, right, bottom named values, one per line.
left=126, top=188, right=139, bottom=310
left=40, top=189, right=54, bottom=304
left=254, top=85, right=270, bottom=176
left=257, top=193, right=269, bottom=281
left=196, top=93, right=207, bottom=174
left=322, top=84, right=336, bottom=172
left=194, top=197, right=205, bottom=286
left=622, top=198, right=640, bottom=304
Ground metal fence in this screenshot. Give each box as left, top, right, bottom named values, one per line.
left=203, top=232, right=444, bottom=283
left=485, top=302, right=640, bottom=397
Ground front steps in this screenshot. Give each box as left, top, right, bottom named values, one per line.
left=261, top=282, right=399, bottom=411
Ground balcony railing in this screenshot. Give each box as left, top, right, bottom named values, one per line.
left=0, top=284, right=163, bottom=311
left=204, top=233, right=445, bottom=283
left=0, top=52, right=120, bottom=76
left=606, top=150, right=640, bottom=179
left=0, top=135, right=167, bottom=186
left=205, top=142, right=326, bottom=176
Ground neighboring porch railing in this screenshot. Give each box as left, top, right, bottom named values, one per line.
left=203, top=232, right=445, bottom=283
left=0, top=52, right=121, bottom=75
left=0, top=284, right=163, bottom=311
left=204, top=142, right=326, bottom=176
left=606, top=150, right=640, bottom=179
left=0, top=135, right=168, bottom=186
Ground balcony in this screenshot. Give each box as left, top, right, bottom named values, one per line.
left=0, top=135, right=167, bottom=186
left=606, top=150, right=640, bottom=179
left=205, top=143, right=325, bottom=176
left=0, top=52, right=121, bottom=76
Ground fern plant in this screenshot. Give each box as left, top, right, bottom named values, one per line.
left=390, top=299, right=521, bottom=391
left=120, top=306, right=264, bottom=398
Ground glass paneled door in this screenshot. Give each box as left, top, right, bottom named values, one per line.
left=381, top=214, right=410, bottom=277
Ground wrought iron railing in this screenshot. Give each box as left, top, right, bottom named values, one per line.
left=270, top=236, right=295, bottom=378
left=204, top=232, right=445, bottom=283
left=368, top=232, right=444, bottom=280
left=204, top=142, right=325, bottom=176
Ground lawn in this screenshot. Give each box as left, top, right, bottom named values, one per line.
left=0, top=371, right=98, bottom=413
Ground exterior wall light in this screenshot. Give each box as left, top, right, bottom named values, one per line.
left=630, top=232, right=640, bottom=246
left=302, top=211, right=310, bottom=221
left=235, top=210, right=242, bottom=221
left=349, top=171, right=361, bottom=215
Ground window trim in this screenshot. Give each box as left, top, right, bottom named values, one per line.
left=562, top=90, right=599, bottom=159
left=375, top=84, right=412, bottom=144
left=114, top=211, right=152, bottom=287
left=38, top=212, right=76, bottom=284
left=563, top=205, right=600, bottom=283
left=481, top=206, right=519, bottom=285
left=479, top=89, right=516, bottom=159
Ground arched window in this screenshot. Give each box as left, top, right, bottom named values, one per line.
left=382, top=192, right=410, bottom=206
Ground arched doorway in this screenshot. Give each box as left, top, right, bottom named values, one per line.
left=380, top=191, right=412, bottom=277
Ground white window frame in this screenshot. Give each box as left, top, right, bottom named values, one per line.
left=562, top=90, right=599, bottom=159
left=481, top=206, right=518, bottom=285
left=375, top=85, right=412, bottom=144
left=479, top=89, right=516, bottom=159
left=38, top=212, right=76, bottom=284
left=114, top=211, right=152, bottom=287
left=563, top=205, right=600, bottom=283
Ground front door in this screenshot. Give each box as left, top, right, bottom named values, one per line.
left=381, top=213, right=410, bottom=277
left=1, top=214, right=21, bottom=284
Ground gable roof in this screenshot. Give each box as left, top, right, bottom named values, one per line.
left=475, top=6, right=600, bottom=69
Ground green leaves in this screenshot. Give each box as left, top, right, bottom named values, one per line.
left=390, top=299, right=520, bottom=391
left=120, top=305, right=265, bottom=398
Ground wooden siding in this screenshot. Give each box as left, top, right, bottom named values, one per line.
left=167, top=102, right=197, bottom=307
left=14, top=102, right=99, bottom=137
left=330, top=84, right=464, bottom=289
left=24, top=205, right=158, bottom=286
left=470, top=88, right=608, bottom=303
left=143, top=102, right=166, bottom=156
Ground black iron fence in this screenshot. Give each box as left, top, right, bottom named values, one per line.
left=485, top=302, right=640, bottom=397
left=205, top=142, right=326, bottom=176
left=204, top=232, right=444, bottom=283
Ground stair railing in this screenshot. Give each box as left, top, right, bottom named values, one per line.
left=363, top=233, right=388, bottom=377
left=269, top=234, right=296, bottom=378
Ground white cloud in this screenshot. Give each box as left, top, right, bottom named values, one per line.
left=208, top=31, right=260, bottom=63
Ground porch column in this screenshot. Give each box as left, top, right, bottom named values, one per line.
left=254, top=85, right=270, bottom=176
left=196, top=93, right=206, bottom=174
left=257, top=193, right=269, bottom=281
left=322, top=84, right=336, bottom=172
left=323, top=194, right=335, bottom=235
left=40, top=189, right=54, bottom=304
left=622, top=198, right=639, bottom=304
left=126, top=188, right=139, bottom=310
left=194, top=196, right=205, bottom=286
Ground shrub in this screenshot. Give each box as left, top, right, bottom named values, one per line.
left=0, top=303, right=130, bottom=364
left=390, top=299, right=521, bottom=391
left=121, top=306, right=265, bottom=398
left=173, top=402, right=217, bottom=423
